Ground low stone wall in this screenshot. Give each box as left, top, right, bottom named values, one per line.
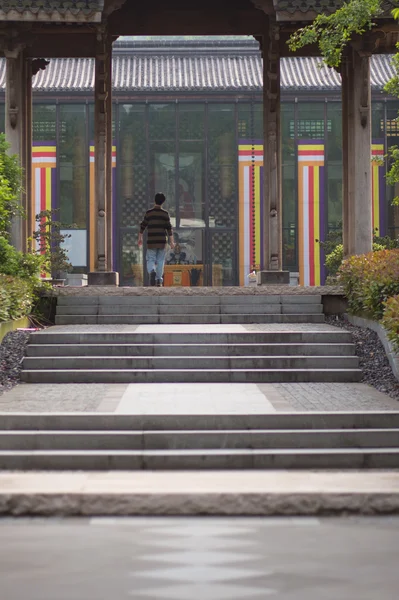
left=51, top=285, right=344, bottom=297
left=0, top=317, right=30, bottom=344
left=346, top=314, right=399, bottom=383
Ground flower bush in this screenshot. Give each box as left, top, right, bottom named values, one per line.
left=381, top=295, right=399, bottom=352
left=338, top=249, right=399, bottom=319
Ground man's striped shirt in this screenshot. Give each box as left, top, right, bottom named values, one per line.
left=140, top=206, right=173, bottom=249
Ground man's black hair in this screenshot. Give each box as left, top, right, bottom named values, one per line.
left=155, top=193, right=166, bottom=206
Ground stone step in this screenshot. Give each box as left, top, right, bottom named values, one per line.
left=0, top=412, right=396, bottom=431
left=0, top=471, right=398, bottom=516
left=31, top=331, right=353, bottom=345
left=57, top=304, right=319, bottom=316
left=0, top=429, right=396, bottom=451
left=26, top=342, right=356, bottom=357
left=21, top=368, right=362, bottom=383
left=56, top=294, right=322, bottom=306
left=23, top=355, right=360, bottom=371
left=0, top=447, right=397, bottom=470
left=54, top=313, right=326, bottom=325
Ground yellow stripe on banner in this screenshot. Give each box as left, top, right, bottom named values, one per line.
left=298, top=145, right=324, bottom=151
left=313, top=166, right=320, bottom=286
left=46, top=167, right=52, bottom=212
left=32, top=146, right=56, bottom=154
left=373, top=164, right=380, bottom=234
left=254, top=165, right=261, bottom=269
left=238, top=145, right=263, bottom=151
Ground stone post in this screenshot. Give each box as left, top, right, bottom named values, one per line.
left=258, top=17, right=289, bottom=285
left=5, top=48, right=29, bottom=252
left=341, top=48, right=372, bottom=257
left=88, top=26, right=118, bottom=286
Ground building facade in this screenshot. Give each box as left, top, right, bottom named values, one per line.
left=0, top=38, right=398, bottom=286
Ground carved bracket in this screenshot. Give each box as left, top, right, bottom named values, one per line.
left=31, top=58, right=50, bottom=76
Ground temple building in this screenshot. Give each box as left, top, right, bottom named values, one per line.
left=0, top=37, right=397, bottom=286
left=1, top=1, right=398, bottom=286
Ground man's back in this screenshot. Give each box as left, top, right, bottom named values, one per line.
left=140, top=206, right=172, bottom=249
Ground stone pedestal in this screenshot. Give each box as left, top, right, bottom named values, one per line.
left=88, top=271, right=119, bottom=286
left=257, top=270, right=290, bottom=285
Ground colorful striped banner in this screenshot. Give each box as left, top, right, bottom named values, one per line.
left=32, top=142, right=57, bottom=257
left=238, top=140, right=264, bottom=286
left=298, top=141, right=326, bottom=286
left=371, top=141, right=386, bottom=237
left=89, top=144, right=117, bottom=272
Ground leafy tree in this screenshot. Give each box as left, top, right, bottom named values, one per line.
left=0, top=134, right=23, bottom=238
left=288, top=0, right=382, bottom=68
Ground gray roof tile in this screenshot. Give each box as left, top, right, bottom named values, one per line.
left=0, top=52, right=395, bottom=93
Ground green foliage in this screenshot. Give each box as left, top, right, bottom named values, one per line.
left=0, top=236, right=44, bottom=285
left=0, top=134, right=23, bottom=238
left=338, top=249, right=399, bottom=319
left=31, top=209, right=73, bottom=277
left=0, top=274, right=34, bottom=322
left=288, top=0, right=381, bottom=68
left=381, top=295, right=399, bottom=352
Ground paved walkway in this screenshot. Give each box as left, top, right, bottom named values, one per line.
left=1, top=323, right=398, bottom=412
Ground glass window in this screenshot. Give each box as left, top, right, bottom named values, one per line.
left=149, top=104, right=175, bottom=140
left=327, top=102, right=342, bottom=231
left=150, top=141, right=176, bottom=222
left=282, top=103, right=295, bottom=163
left=179, top=104, right=204, bottom=140
left=237, top=103, right=263, bottom=141
left=297, top=103, right=325, bottom=139
left=33, top=104, right=56, bottom=142
left=59, top=105, right=87, bottom=228
left=372, top=102, right=385, bottom=139
left=386, top=101, right=399, bottom=239
left=178, top=141, right=205, bottom=227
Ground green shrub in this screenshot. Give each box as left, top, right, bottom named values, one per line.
left=0, top=274, right=34, bottom=322
left=325, top=242, right=386, bottom=279
left=382, top=295, right=399, bottom=352
left=339, top=249, right=399, bottom=319
left=0, top=236, right=43, bottom=284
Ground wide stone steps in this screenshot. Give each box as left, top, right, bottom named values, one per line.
left=1, top=413, right=398, bottom=470
left=21, top=330, right=361, bottom=383
left=54, top=294, right=325, bottom=325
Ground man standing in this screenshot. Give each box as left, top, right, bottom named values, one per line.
left=138, top=193, right=175, bottom=286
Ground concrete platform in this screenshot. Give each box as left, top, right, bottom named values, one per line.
left=1, top=471, right=399, bottom=515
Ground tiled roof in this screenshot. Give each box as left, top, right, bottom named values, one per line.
left=0, top=0, right=103, bottom=21
left=0, top=52, right=395, bottom=93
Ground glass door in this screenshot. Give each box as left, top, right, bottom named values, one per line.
left=208, top=230, right=237, bottom=286
left=164, top=228, right=206, bottom=287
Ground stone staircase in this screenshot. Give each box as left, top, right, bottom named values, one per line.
left=22, top=329, right=361, bottom=383
left=55, top=294, right=325, bottom=325
left=0, top=412, right=398, bottom=470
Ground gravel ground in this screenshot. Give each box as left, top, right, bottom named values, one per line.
left=326, top=315, right=399, bottom=401
left=0, top=331, right=30, bottom=396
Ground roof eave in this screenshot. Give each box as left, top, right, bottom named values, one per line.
left=0, top=9, right=102, bottom=23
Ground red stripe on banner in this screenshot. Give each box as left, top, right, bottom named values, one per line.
left=298, top=150, right=324, bottom=156
left=40, top=168, right=46, bottom=213
left=32, top=151, right=56, bottom=158
left=239, top=150, right=263, bottom=156
left=308, top=166, right=315, bottom=286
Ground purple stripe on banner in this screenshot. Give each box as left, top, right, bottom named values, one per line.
left=319, top=165, right=326, bottom=285
left=112, top=161, right=117, bottom=272
left=379, top=163, right=387, bottom=237
left=32, top=141, right=56, bottom=147
left=259, top=165, right=264, bottom=270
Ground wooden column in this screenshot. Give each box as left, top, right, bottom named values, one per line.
left=88, top=26, right=118, bottom=285
left=5, top=48, right=30, bottom=252
left=106, top=36, right=113, bottom=271
left=258, top=17, right=289, bottom=285
left=341, top=48, right=372, bottom=256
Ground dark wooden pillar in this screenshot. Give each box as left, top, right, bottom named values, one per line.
left=88, top=26, right=118, bottom=285
left=5, top=48, right=30, bottom=252
left=341, top=48, right=372, bottom=256
left=258, top=17, right=289, bottom=285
